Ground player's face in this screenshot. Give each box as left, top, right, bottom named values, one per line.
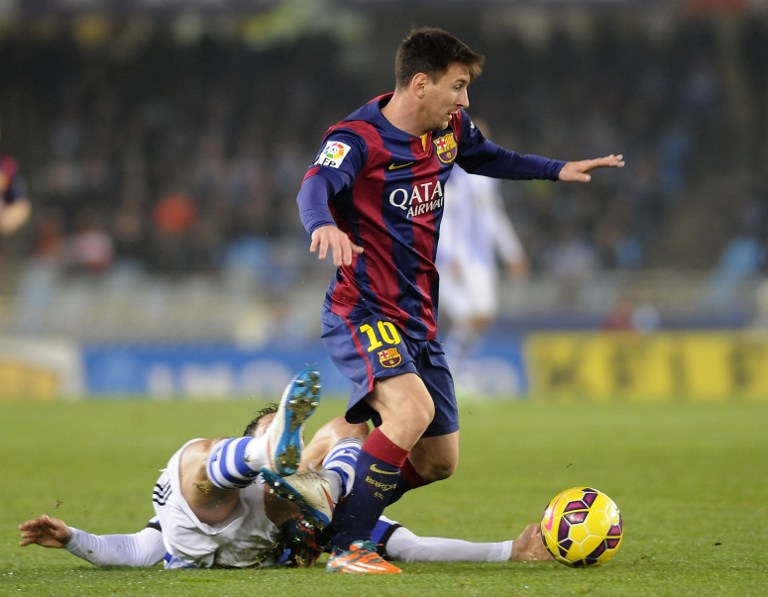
left=422, top=62, right=471, bottom=131
left=253, top=412, right=276, bottom=437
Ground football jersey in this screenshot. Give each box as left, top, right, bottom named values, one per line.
left=298, top=94, right=564, bottom=340
left=153, top=439, right=280, bottom=569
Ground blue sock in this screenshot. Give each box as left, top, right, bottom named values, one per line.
left=330, top=428, right=408, bottom=550
left=206, top=437, right=260, bottom=489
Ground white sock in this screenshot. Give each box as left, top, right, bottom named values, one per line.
left=244, top=433, right=270, bottom=469
left=322, top=438, right=362, bottom=499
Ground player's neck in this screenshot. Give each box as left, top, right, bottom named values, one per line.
left=381, top=92, right=426, bottom=138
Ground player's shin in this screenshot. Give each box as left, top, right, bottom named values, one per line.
left=321, top=438, right=362, bottom=497
left=329, top=428, right=407, bottom=550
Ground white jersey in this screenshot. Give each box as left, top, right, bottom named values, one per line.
left=152, top=439, right=280, bottom=569
left=437, top=165, right=525, bottom=319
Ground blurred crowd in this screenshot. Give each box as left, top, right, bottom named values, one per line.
left=1, top=12, right=766, bottom=284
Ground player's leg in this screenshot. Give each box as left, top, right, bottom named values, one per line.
left=203, top=368, right=320, bottom=489
left=386, top=344, right=461, bottom=504
left=175, top=369, right=320, bottom=524
left=259, top=418, right=370, bottom=567
left=263, top=416, right=368, bottom=520
left=326, top=373, right=436, bottom=574
left=383, top=433, right=459, bottom=509
left=260, top=417, right=367, bottom=526
left=180, top=439, right=244, bottom=523
left=332, top=373, right=433, bottom=529
left=321, top=312, right=441, bottom=573
left=442, top=269, right=494, bottom=391
left=264, top=367, right=322, bottom=475
left=203, top=367, right=321, bottom=496
left=406, top=432, right=459, bottom=480
left=260, top=417, right=367, bottom=525
left=440, top=268, right=475, bottom=354
left=300, top=416, right=369, bottom=470
left=259, top=433, right=362, bottom=528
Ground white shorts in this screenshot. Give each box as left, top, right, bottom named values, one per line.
left=439, top=267, right=498, bottom=321
left=153, top=439, right=280, bottom=569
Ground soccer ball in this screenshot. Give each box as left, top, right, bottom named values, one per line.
left=540, top=486, right=623, bottom=567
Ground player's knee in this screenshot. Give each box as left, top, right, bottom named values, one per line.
left=419, top=458, right=456, bottom=482
left=381, top=398, right=434, bottom=436
left=405, top=396, right=435, bottom=430
left=329, top=417, right=369, bottom=441
left=409, top=438, right=459, bottom=482
left=373, top=373, right=434, bottom=430
left=314, top=417, right=368, bottom=447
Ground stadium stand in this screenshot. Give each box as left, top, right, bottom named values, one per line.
left=0, top=3, right=766, bottom=340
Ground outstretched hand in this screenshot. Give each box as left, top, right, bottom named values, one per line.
left=510, top=523, right=554, bottom=561
left=558, top=154, right=625, bottom=183
left=19, top=514, right=72, bottom=548
left=310, top=225, right=364, bottom=267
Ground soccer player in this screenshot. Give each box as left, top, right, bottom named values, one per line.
left=150, top=367, right=364, bottom=568
left=437, top=154, right=529, bottom=388
left=0, top=127, right=32, bottom=237
left=18, top=514, right=550, bottom=567
left=18, top=372, right=352, bottom=569
left=19, top=396, right=552, bottom=567
left=296, top=26, right=625, bottom=573
left=75, top=367, right=359, bottom=569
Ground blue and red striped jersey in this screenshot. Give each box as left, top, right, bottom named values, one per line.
left=298, top=94, right=564, bottom=340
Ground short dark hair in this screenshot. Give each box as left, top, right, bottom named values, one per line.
left=394, top=27, right=484, bottom=89
left=242, top=403, right=278, bottom=437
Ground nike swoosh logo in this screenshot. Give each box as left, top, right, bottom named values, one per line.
left=388, top=161, right=415, bottom=171
left=370, top=464, right=400, bottom=475
left=544, top=495, right=564, bottom=532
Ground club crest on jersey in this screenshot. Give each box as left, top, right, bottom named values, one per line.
left=377, top=348, right=402, bottom=368
left=314, top=140, right=352, bottom=168
left=433, top=132, right=458, bottom=164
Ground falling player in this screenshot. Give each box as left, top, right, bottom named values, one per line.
left=20, top=398, right=551, bottom=567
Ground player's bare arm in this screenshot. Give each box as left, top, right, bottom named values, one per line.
left=19, top=515, right=72, bottom=548
left=558, top=154, right=625, bottom=183
left=310, top=225, right=364, bottom=267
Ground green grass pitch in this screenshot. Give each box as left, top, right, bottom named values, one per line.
left=2, top=397, right=766, bottom=596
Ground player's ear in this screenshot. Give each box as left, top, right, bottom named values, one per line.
left=411, top=73, right=428, bottom=99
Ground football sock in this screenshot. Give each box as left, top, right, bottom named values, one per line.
left=241, top=431, right=271, bottom=471
left=321, top=438, right=362, bottom=499
left=387, top=458, right=430, bottom=506
left=206, top=437, right=265, bottom=489
left=330, top=428, right=408, bottom=550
